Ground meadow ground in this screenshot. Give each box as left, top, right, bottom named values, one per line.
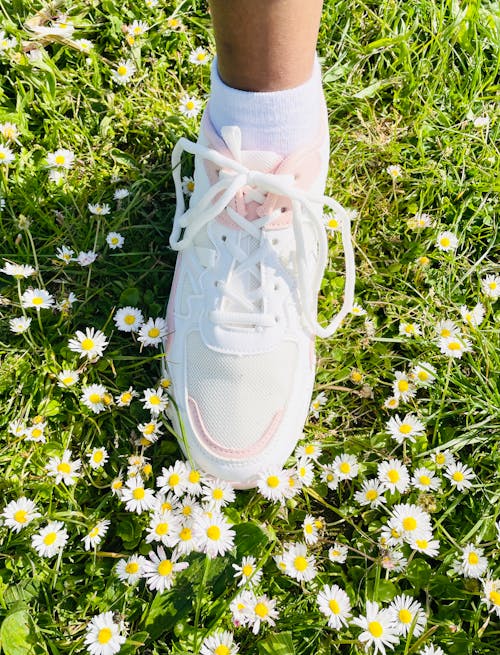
left=0, top=1, right=499, bottom=654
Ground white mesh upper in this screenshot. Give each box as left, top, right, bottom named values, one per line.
left=186, top=332, right=297, bottom=450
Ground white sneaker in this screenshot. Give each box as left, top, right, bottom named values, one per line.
left=164, top=113, right=355, bottom=488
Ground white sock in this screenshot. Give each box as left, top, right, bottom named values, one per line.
left=208, top=56, right=327, bottom=156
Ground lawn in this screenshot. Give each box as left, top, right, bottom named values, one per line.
left=0, top=1, right=499, bottom=654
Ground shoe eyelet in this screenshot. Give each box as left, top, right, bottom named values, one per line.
left=272, top=238, right=279, bottom=245
left=274, top=283, right=279, bottom=291
left=275, top=316, right=280, bottom=323
left=221, top=235, right=227, bottom=242
left=280, top=207, right=287, bottom=213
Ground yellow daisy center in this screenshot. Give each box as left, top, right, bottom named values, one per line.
left=57, top=462, right=71, bottom=474
left=158, top=560, right=173, bottom=576
left=196, top=52, right=206, bottom=61
left=368, top=621, right=383, bottom=637
left=31, top=428, right=42, bottom=438
left=148, top=327, right=160, bottom=338
left=14, top=509, right=28, bottom=523
left=89, top=393, right=101, bottom=404
left=125, top=561, right=139, bottom=574
left=207, top=525, right=221, bottom=540
left=189, top=470, right=200, bottom=483
left=97, top=627, right=113, bottom=644
left=212, top=488, right=224, bottom=501
left=416, top=539, right=428, bottom=549
left=32, top=296, right=44, bottom=305
left=399, top=609, right=413, bottom=624
left=180, top=527, right=192, bottom=541
left=489, top=590, right=500, bottom=606
left=144, top=423, right=155, bottom=435
left=399, top=423, right=412, bottom=434
left=132, top=487, right=145, bottom=500
left=43, top=532, right=57, bottom=546
left=81, top=338, right=94, bottom=351
left=418, top=370, right=429, bottom=380
left=294, top=556, right=308, bottom=572
left=118, top=65, right=128, bottom=76
left=328, top=218, right=338, bottom=229
left=366, top=489, right=378, bottom=501
left=214, top=647, right=230, bottom=655
left=435, top=453, right=445, bottom=464
left=155, top=522, right=169, bottom=536
left=305, top=524, right=313, bottom=534
left=242, top=563, right=254, bottom=577
left=468, top=552, right=479, bottom=565
left=161, top=501, right=172, bottom=512
left=447, top=341, right=462, bottom=351
left=55, top=155, right=65, bottom=165
left=305, top=444, right=315, bottom=455
left=452, top=471, right=464, bottom=482
left=403, top=517, right=417, bottom=531
left=62, top=376, right=74, bottom=385
left=168, top=473, right=180, bottom=487
left=398, top=380, right=409, bottom=392
left=120, top=392, right=132, bottom=404
left=329, top=599, right=340, bottom=614
left=89, top=527, right=100, bottom=538
left=254, top=602, right=268, bottom=618
left=387, top=469, right=400, bottom=483
left=440, top=237, right=450, bottom=247
left=124, top=315, right=136, bottom=325
left=267, top=475, right=279, bottom=488
left=186, top=101, right=195, bottom=111
left=419, top=475, right=431, bottom=486
left=339, top=462, right=351, bottom=474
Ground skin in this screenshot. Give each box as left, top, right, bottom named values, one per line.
left=208, top=0, right=324, bottom=91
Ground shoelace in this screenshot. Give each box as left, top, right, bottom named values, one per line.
left=170, top=136, right=356, bottom=338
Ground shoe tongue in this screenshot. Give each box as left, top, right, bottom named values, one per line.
left=220, top=125, right=282, bottom=173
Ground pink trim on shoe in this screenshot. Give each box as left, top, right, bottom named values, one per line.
left=188, top=395, right=284, bottom=459
left=164, top=254, right=182, bottom=355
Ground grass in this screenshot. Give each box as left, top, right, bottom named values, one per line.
left=0, top=1, right=499, bottom=654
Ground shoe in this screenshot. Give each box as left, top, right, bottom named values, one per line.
left=163, top=112, right=355, bottom=488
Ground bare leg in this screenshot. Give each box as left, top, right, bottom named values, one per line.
left=208, top=0, right=324, bottom=92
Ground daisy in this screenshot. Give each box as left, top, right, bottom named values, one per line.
left=409, top=212, right=433, bottom=229
left=354, top=479, right=388, bottom=508
left=412, top=362, right=437, bottom=386
left=31, top=521, right=69, bottom=558
left=166, top=16, right=183, bottom=30
left=332, top=453, right=359, bottom=481
left=57, top=292, right=78, bottom=313
left=145, top=511, right=181, bottom=547
left=283, top=543, right=317, bottom=582
left=350, top=302, right=366, bottom=316
left=182, top=176, right=195, bottom=196
left=431, top=449, right=455, bottom=468
left=386, top=164, right=402, bottom=179
left=350, top=369, right=364, bottom=384
left=138, top=317, right=168, bottom=347
left=320, top=465, right=338, bottom=489
left=317, top=584, right=352, bottom=630
left=383, top=396, right=399, bottom=410
left=323, top=211, right=344, bottom=233
left=2, top=497, right=41, bottom=532
left=127, top=20, right=149, bottom=36
left=179, top=95, right=202, bottom=118
left=88, top=202, right=111, bottom=216
left=83, top=520, right=110, bottom=551
left=74, top=38, right=93, bottom=52
left=386, top=413, right=426, bottom=445
left=183, top=463, right=205, bottom=496
left=157, top=461, right=187, bottom=496
left=84, top=611, right=126, bottom=655
left=435, top=319, right=459, bottom=339
left=114, top=306, right=144, bottom=333
left=377, top=459, right=410, bottom=494
left=232, top=556, right=263, bottom=588
left=352, top=601, right=400, bottom=655
left=172, top=521, right=199, bottom=557
left=380, top=549, right=407, bottom=572
left=481, top=274, right=500, bottom=299
left=176, top=495, right=199, bottom=521
left=200, top=631, right=239, bottom=655
left=138, top=419, right=163, bottom=444
left=112, top=60, right=136, bottom=85
left=0, top=121, right=19, bottom=141
left=87, top=447, right=108, bottom=470
left=256, top=467, right=290, bottom=502
left=455, top=543, right=488, bottom=579
left=46, top=149, right=75, bottom=169
left=142, top=387, right=169, bottom=415
left=46, top=450, right=81, bottom=485
left=106, top=231, right=124, bottom=249
left=8, top=419, right=26, bottom=437
left=392, top=371, right=416, bottom=402
left=436, top=230, right=458, bottom=251
left=399, top=321, right=421, bottom=337
left=9, top=317, right=32, bottom=333
left=115, top=555, right=147, bottom=584
left=295, top=441, right=322, bottom=461
left=57, top=369, right=79, bottom=388
left=389, top=504, right=433, bottom=543
left=110, top=477, right=123, bottom=497
left=21, top=288, right=54, bottom=310
left=411, top=467, right=441, bottom=492
left=294, top=458, right=315, bottom=487
left=445, top=461, right=474, bottom=491
left=389, top=594, right=426, bottom=637
left=24, top=422, right=47, bottom=443
left=1, top=261, right=36, bottom=278
left=302, top=514, right=323, bottom=545
left=473, top=115, right=490, bottom=128
left=0, top=144, right=15, bottom=164
left=76, top=251, right=98, bottom=267
left=409, top=536, right=440, bottom=557
left=68, top=327, right=108, bottom=360
left=328, top=542, right=348, bottom=564
left=189, top=46, right=210, bottom=65
left=194, top=512, right=236, bottom=559
left=55, top=245, right=74, bottom=263
left=460, top=302, right=485, bottom=327
left=418, top=646, right=445, bottom=655
left=115, top=387, right=136, bottom=407
left=202, top=478, right=236, bottom=507
left=482, top=578, right=500, bottom=618
left=245, top=593, right=279, bottom=634
left=121, top=476, right=156, bottom=514
left=80, top=384, right=108, bottom=413
left=310, top=391, right=327, bottom=418
left=143, top=546, right=189, bottom=592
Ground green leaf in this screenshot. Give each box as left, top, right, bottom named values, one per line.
left=0, top=608, right=36, bottom=655
left=233, top=522, right=269, bottom=558
left=257, top=632, right=295, bottom=655
left=406, top=559, right=432, bottom=591
left=119, top=287, right=141, bottom=307
left=374, top=579, right=398, bottom=602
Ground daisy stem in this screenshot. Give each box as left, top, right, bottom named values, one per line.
left=16, top=278, right=27, bottom=318
left=193, top=555, right=211, bottom=653
left=85, top=217, right=101, bottom=300
left=25, top=227, right=43, bottom=287
left=36, top=309, right=44, bottom=335
left=432, top=358, right=453, bottom=445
